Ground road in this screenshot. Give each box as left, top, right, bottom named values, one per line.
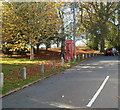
left=2, top=55, right=119, bottom=109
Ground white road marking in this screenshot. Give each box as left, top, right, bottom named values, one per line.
left=86, top=76, right=110, bottom=107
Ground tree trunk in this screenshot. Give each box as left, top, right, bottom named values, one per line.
left=46, top=42, right=51, bottom=51
left=93, top=38, right=99, bottom=50
left=30, top=45, right=34, bottom=60
left=57, top=41, right=59, bottom=47
left=46, top=47, right=48, bottom=51
left=100, top=38, right=105, bottom=53
left=93, top=42, right=99, bottom=50
left=33, top=47, right=36, bottom=54
left=61, top=36, right=65, bottom=53
left=36, top=44, right=40, bottom=54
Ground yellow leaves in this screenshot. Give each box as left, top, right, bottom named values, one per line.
left=6, top=43, right=12, bottom=47
left=2, top=2, right=63, bottom=51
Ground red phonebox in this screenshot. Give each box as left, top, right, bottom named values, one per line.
left=65, top=40, right=74, bottom=61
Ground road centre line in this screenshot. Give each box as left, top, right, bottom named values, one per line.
left=86, top=76, right=110, bottom=107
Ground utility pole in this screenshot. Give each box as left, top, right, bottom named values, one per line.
left=73, top=2, right=76, bottom=61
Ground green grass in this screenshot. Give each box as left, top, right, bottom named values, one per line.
left=2, top=65, right=60, bottom=94
left=2, top=64, right=22, bottom=74
left=1, top=57, right=46, bottom=94
left=2, top=57, right=85, bottom=94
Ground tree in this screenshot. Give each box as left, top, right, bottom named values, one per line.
left=2, top=2, right=62, bottom=60
left=56, top=2, right=76, bottom=55
left=77, top=2, right=118, bottom=52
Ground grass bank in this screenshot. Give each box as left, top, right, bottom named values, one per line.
left=1, top=57, right=84, bottom=94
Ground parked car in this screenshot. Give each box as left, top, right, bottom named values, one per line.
left=104, top=48, right=119, bottom=56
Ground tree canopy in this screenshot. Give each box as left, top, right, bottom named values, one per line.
left=2, top=2, right=120, bottom=59
left=2, top=2, right=63, bottom=60
left=76, top=2, right=119, bottom=52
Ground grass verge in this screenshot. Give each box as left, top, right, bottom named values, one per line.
left=2, top=57, right=86, bottom=95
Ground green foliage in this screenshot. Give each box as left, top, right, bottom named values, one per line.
left=87, top=40, right=98, bottom=50
left=77, top=2, right=119, bottom=52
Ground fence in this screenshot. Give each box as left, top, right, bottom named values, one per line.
left=1, top=53, right=99, bottom=86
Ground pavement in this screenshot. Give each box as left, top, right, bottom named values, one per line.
left=2, top=55, right=119, bottom=109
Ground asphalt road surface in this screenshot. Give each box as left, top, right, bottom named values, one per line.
left=2, top=55, right=119, bottom=109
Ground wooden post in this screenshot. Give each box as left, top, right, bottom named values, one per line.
left=52, top=60, right=56, bottom=69
left=82, top=54, right=84, bottom=59
left=89, top=53, right=91, bottom=57
left=68, top=57, right=71, bottom=63
left=73, top=56, right=76, bottom=62
left=22, top=67, right=26, bottom=80
left=86, top=53, right=87, bottom=58
left=61, top=57, right=64, bottom=66
left=0, top=72, right=3, bottom=88
left=40, top=63, right=44, bottom=73
left=78, top=55, right=80, bottom=60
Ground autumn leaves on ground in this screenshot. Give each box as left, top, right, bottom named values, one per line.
left=1, top=47, right=98, bottom=94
